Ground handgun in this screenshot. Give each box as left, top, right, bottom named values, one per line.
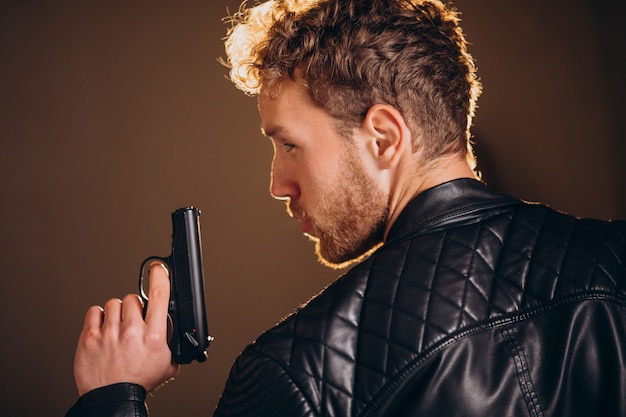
left=139, top=207, right=213, bottom=364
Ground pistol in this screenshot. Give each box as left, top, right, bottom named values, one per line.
left=139, top=207, right=213, bottom=364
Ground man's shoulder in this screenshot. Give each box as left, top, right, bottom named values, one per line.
left=248, top=260, right=374, bottom=358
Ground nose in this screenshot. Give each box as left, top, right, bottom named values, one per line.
left=269, top=151, right=299, bottom=201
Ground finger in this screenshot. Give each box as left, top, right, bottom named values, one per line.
left=102, top=298, right=122, bottom=330
left=82, top=305, right=104, bottom=334
left=121, top=294, right=144, bottom=324
left=145, top=262, right=170, bottom=331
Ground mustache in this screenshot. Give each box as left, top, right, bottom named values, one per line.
left=285, top=199, right=306, bottom=221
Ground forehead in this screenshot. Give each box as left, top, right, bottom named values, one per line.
left=258, top=78, right=317, bottom=134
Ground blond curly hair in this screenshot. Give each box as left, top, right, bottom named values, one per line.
left=224, top=0, right=481, bottom=166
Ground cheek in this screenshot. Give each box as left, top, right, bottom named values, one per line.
left=305, top=162, right=340, bottom=195
left=298, top=146, right=349, bottom=201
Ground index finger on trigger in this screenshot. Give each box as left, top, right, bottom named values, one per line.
left=145, top=261, right=171, bottom=330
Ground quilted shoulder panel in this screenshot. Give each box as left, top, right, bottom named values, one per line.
left=215, top=344, right=318, bottom=417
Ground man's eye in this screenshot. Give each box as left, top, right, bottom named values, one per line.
left=283, top=143, right=296, bottom=151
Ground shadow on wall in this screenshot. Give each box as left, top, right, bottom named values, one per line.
left=463, top=0, right=625, bottom=220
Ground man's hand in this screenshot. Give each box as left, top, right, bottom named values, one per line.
left=73, top=263, right=180, bottom=396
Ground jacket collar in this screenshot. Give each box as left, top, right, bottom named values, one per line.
left=385, top=178, right=521, bottom=247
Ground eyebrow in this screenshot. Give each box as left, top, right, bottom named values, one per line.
left=260, top=125, right=286, bottom=139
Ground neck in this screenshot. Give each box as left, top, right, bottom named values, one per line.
left=383, top=154, right=478, bottom=240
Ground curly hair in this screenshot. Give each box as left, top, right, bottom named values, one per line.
left=224, top=0, right=482, bottom=166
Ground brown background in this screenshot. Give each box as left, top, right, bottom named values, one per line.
left=0, top=1, right=624, bottom=416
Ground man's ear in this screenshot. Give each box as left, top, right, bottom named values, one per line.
left=361, top=104, right=411, bottom=169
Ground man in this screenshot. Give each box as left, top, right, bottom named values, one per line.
left=67, top=0, right=626, bottom=416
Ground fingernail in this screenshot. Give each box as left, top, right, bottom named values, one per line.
left=150, top=261, right=170, bottom=278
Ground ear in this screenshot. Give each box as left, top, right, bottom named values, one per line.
left=361, top=104, right=411, bottom=169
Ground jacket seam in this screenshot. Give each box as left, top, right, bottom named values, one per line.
left=498, top=326, right=545, bottom=417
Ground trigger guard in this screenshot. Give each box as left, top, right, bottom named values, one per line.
left=139, top=256, right=170, bottom=303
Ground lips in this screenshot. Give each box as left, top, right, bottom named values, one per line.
left=301, top=219, right=312, bottom=235
left=288, top=203, right=314, bottom=236
left=293, top=212, right=312, bottom=235
left=286, top=200, right=313, bottom=236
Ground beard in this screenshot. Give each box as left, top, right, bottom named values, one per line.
left=288, top=146, right=388, bottom=269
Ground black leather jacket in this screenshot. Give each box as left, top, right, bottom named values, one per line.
left=67, top=179, right=626, bottom=417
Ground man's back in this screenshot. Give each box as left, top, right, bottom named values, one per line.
left=216, top=179, right=626, bottom=417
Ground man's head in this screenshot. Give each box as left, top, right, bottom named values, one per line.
left=224, top=0, right=481, bottom=267
left=225, top=0, right=482, bottom=167
left=258, top=77, right=388, bottom=269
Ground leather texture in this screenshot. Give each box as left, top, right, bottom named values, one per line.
left=65, top=383, right=147, bottom=417
left=214, top=179, right=626, bottom=417
left=66, top=179, right=626, bottom=416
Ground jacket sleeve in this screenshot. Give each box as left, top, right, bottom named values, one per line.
left=65, top=383, right=147, bottom=417
left=214, top=348, right=318, bottom=417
